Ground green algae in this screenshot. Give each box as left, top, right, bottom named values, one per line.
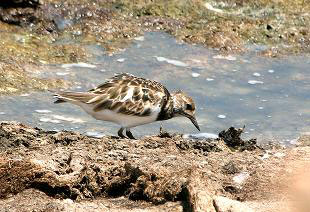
left=0, top=62, right=70, bottom=95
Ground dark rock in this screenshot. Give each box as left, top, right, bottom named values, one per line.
left=266, top=24, right=273, bottom=30
left=0, top=0, right=40, bottom=9
left=222, top=161, right=240, bottom=175
left=218, top=127, right=259, bottom=151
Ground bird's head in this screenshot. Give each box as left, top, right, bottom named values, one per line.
left=171, top=90, right=200, bottom=131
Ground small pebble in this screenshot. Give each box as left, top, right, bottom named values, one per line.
left=258, top=107, right=264, bottom=110
left=274, top=152, right=285, bottom=158
left=268, top=69, right=274, bottom=73
left=261, top=153, right=270, bottom=160
left=233, top=172, right=249, bottom=185
left=206, top=78, right=214, bottom=81
left=0, top=112, right=5, bottom=115
left=253, top=72, right=261, bottom=77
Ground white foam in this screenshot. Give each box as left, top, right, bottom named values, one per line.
left=183, top=133, right=218, bottom=139
left=191, top=72, right=200, bottom=78
left=217, top=114, right=226, bottom=119
left=155, top=56, right=188, bottom=67
left=56, top=72, right=69, bottom=76
left=35, top=110, right=52, bottom=114
left=85, top=131, right=105, bottom=138
left=134, top=36, right=145, bottom=41
left=39, top=117, right=61, bottom=124
left=248, top=80, right=264, bottom=85
left=61, top=63, right=96, bottom=68
left=20, top=93, right=30, bottom=97
left=290, top=137, right=299, bottom=145
left=213, top=55, right=236, bottom=61
left=117, top=58, right=126, bottom=62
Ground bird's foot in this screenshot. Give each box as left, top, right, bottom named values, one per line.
left=126, top=130, right=136, bottom=139
left=118, top=127, right=127, bottom=139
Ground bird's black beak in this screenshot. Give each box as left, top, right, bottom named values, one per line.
left=178, top=111, right=200, bottom=131
left=188, top=115, right=200, bottom=131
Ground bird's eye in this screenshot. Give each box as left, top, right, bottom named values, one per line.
left=186, top=104, right=193, bottom=110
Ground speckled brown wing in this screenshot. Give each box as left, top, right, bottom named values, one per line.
left=87, top=73, right=170, bottom=116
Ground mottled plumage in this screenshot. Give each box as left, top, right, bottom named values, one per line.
left=53, top=73, right=199, bottom=139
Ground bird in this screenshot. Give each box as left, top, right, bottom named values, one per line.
left=53, top=73, right=200, bottom=139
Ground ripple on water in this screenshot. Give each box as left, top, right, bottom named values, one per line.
left=39, top=117, right=61, bottom=124
left=248, top=80, right=264, bottom=85
left=61, top=62, right=96, bottom=68
left=35, top=110, right=52, bottom=114
left=154, top=56, right=188, bottom=67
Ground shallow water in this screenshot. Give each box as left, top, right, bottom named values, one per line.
left=0, top=32, right=309, bottom=144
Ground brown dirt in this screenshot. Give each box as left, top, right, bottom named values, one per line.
left=0, top=121, right=309, bottom=211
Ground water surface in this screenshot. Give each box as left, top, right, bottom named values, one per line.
left=0, top=32, right=309, bottom=144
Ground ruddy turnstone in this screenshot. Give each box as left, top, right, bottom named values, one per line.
left=53, top=73, right=200, bottom=139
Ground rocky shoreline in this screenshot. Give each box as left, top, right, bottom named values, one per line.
left=1, top=122, right=309, bottom=211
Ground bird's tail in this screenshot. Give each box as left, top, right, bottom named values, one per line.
left=52, top=91, right=96, bottom=104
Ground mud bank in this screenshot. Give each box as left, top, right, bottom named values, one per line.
left=1, top=122, right=310, bottom=211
